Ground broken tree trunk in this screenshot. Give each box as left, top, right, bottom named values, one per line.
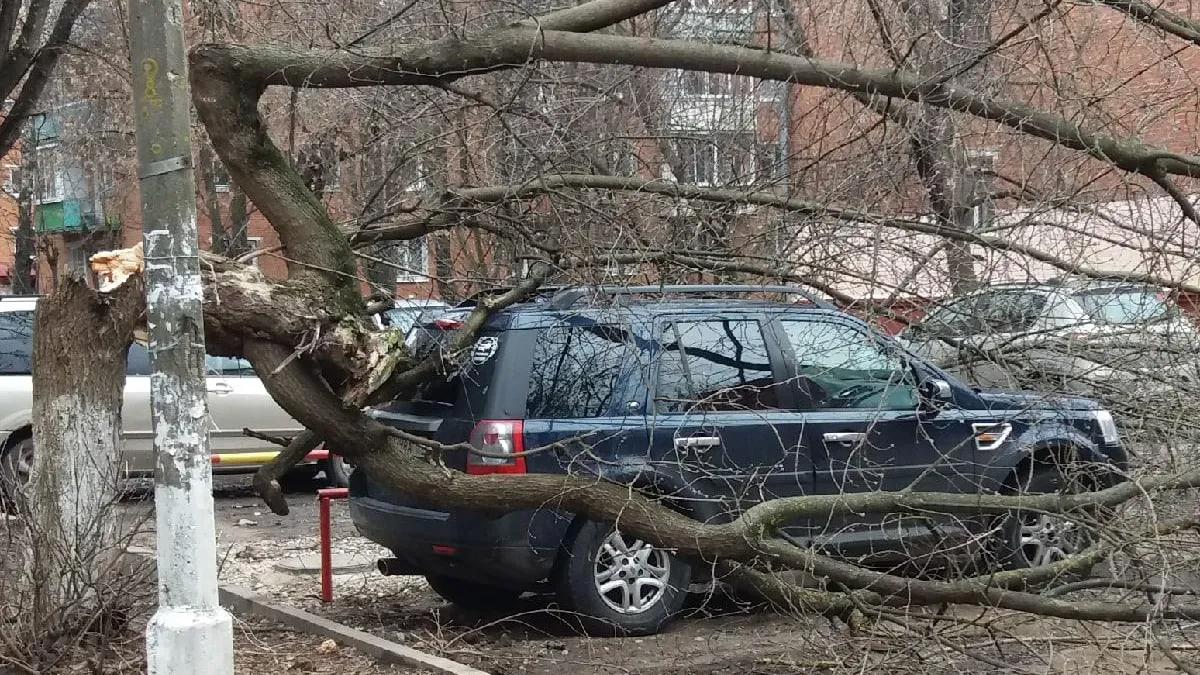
left=24, top=272, right=145, bottom=638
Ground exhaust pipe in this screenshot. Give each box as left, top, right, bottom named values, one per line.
left=377, top=558, right=406, bottom=576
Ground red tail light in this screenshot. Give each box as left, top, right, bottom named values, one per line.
left=433, top=317, right=463, bottom=330
left=466, top=420, right=526, bottom=475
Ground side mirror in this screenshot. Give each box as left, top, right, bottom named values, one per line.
left=918, top=378, right=953, bottom=412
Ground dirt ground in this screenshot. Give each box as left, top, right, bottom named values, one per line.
left=104, top=474, right=1200, bottom=675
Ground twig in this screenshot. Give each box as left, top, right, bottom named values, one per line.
left=241, top=428, right=294, bottom=448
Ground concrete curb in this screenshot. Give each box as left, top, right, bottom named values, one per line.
left=219, top=584, right=490, bottom=675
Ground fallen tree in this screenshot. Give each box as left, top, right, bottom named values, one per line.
left=91, top=0, right=1200, bottom=634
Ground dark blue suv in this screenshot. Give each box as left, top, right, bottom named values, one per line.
left=349, top=285, right=1127, bottom=635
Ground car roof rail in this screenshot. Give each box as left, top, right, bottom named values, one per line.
left=547, top=284, right=838, bottom=311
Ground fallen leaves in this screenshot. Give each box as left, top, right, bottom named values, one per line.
left=316, top=638, right=339, bottom=655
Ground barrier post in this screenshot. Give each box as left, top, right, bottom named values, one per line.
left=317, top=487, right=349, bottom=602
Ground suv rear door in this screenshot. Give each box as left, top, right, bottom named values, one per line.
left=204, top=356, right=304, bottom=454
left=646, top=314, right=811, bottom=524
left=776, top=314, right=979, bottom=558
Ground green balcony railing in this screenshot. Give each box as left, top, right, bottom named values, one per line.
left=34, top=200, right=119, bottom=233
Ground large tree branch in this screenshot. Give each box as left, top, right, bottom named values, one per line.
left=438, top=174, right=1200, bottom=296
left=1097, top=0, right=1200, bottom=48
left=191, top=30, right=1200, bottom=179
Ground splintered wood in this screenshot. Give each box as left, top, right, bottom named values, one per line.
left=89, top=241, right=145, bottom=293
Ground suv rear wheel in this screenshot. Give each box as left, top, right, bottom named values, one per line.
left=555, top=520, right=690, bottom=636
left=424, top=574, right=523, bottom=611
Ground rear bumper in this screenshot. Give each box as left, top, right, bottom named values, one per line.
left=349, top=493, right=568, bottom=591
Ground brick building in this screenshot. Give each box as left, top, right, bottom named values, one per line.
left=3, top=0, right=1199, bottom=309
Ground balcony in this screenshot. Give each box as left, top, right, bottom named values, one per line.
left=34, top=199, right=118, bottom=234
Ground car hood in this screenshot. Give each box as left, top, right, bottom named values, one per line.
left=974, top=389, right=1103, bottom=412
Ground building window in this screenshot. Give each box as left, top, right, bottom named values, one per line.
left=966, top=148, right=998, bottom=229
left=395, top=237, right=429, bottom=282
left=676, top=70, right=735, bottom=97
left=671, top=133, right=756, bottom=186
left=3, top=164, right=19, bottom=196
left=245, top=237, right=262, bottom=268
left=34, top=143, right=66, bottom=204
left=212, top=161, right=231, bottom=193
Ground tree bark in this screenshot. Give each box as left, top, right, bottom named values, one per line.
left=12, top=161, right=35, bottom=294
left=24, top=274, right=144, bottom=633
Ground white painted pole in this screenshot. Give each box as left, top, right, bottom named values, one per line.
left=127, top=0, right=234, bottom=670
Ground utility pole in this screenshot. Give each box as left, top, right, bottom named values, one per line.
left=127, top=0, right=234, bottom=671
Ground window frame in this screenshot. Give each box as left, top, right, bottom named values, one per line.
left=650, top=312, right=794, bottom=414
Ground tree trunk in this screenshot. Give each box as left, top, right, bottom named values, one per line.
left=198, top=143, right=228, bottom=255
left=902, top=0, right=993, bottom=294
left=12, top=174, right=35, bottom=294
left=24, top=274, right=144, bottom=634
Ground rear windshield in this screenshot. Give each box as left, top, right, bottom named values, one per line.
left=1072, top=288, right=1176, bottom=324
left=405, top=325, right=502, bottom=410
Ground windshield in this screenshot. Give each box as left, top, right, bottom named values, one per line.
left=1071, top=288, right=1176, bottom=324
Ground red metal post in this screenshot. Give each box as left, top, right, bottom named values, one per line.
left=317, top=487, right=349, bottom=603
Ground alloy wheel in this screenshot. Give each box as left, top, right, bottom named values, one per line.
left=593, top=530, right=672, bottom=615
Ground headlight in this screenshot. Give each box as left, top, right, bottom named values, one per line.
left=1094, top=410, right=1121, bottom=445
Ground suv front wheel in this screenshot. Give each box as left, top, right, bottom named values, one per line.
left=995, top=461, right=1098, bottom=573
left=555, top=520, right=690, bottom=636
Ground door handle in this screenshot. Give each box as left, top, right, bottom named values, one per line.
left=823, top=432, right=865, bottom=445
left=208, top=382, right=234, bottom=395
left=675, top=436, right=721, bottom=449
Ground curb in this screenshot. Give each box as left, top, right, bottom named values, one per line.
left=219, top=584, right=491, bottom=675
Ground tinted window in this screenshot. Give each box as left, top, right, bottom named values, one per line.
left=0, top=310, right=33, bottom=375
left=1072, top=288, right=1174, bottom=324
left=782, top=320, right=916, bottom=410
left=656, top=319, right=780, bottom=412
left=526, top=323, right=634, bottom=419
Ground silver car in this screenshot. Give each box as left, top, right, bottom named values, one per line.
left=897, top=279, right=1200, bottom=395
left=0, top=296, right=313, bottom=488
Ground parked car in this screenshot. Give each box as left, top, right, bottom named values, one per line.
left=0, top=295, right=317, bottom=492
left=374, top=298, right=450, bottom=334
left=349, top=284, right=1127, bottom=636
left=895, top=279, right=1200, bottom=394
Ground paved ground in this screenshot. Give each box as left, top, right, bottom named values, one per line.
left=117, top=472, right=1200, bottom=675
left=124, top=471, right=349, bottom=548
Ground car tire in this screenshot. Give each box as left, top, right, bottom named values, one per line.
left=424, top=574, right=523, bottom=612
left=324, top=455, right=353, bottom=488
left=0, top=437, right=34, bottom=502
left=994, top=460, right=1098, bottom=574
left=554, top=520, right=690, bottom=637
